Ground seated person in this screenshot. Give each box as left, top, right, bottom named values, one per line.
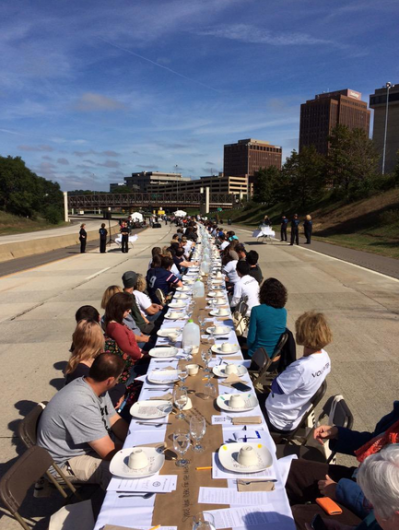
left=222, top=250, right=239, bottom=287
left=122, top=273, right=155, bottom=336
left=75, top=305, right=100, bottom=324
left=65, top=319, right=126, bottom=409
left=265, top=311, right=331, bottom=433
left=37, top=353, right=128, bottom=490
left=247, top=278, right=287, bottom=357
left=146, top=255, right=182, bottom=304
left=104, top=292, right=144, bottom=362
left=219, top=233, right=229, bottom=251
left=173, top=247, right=198, bottom=273
left=230, top=261, right=259, bottom=316
left=246, top=250, right=264, bottom=284
left=148, top=247, right=162, bottom=269
left=235, top=243, right=247, bottom=261
left=161, top=248, right=182, bottom=278
left=123, top=271, right=162, bottom=323
left=289, top=403, right=399, bottom=530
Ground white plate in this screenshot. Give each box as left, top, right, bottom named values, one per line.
left=209, top=310, right=231, bottom=318
left=147, top=368, right=179, bottom=384
left=165, top=312, right=187, bottom=320
left=168, top=300, right=187, bottom=308
left=149, top=346, right=179, bottom=358
left=211, top=279, right=224, bottom=285
left=174, top=293, right=189, bottom=300
left=208, top=291, right=225, bottom=298
left=218, top=443, right=272, bottom=474
left=130, top=400, right=172, bottom=419
left=206, top=326, right=231, bottom=335
left=211, top=343, right=239, bottom=354
left=176, top=286, right=191, bottom=292
left=157, top=328, right=181, bottom=337
left=216, top=393, right=259, bottom=412
left=213, top=365, right=247, bottom=378
left=110, top=447, right=165, bottom=478
left=209, top=298, right=228, bottom=306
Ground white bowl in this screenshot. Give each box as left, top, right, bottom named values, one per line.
left=229, top=395, right=245, bottom=409
left=237, top=446, right=259, bottom=466
left=128, top=449, right=149, bottom=470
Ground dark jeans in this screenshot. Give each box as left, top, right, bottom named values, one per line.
left=100, top=238, right=107, bottom=253
left=121, top=235, right=129, bottom=253
left=305, top=229, right=312, bottom=244
left=281, top=227, right=287, bottom=241
left=287, top=458, right=361, bottom=530
left=290, top=229, right=299, bottom=245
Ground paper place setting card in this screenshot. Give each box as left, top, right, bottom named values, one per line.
left=207, top=506, right=282, bottom=530
left=107, top=475, right=177, bottom=493
left=198, top=487, right=274, bottom=506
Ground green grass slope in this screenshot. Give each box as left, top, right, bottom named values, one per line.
left=0, top=211, right=67, bottom=236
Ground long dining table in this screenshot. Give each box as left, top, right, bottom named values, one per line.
left=94, top=243, right=296, bottom=530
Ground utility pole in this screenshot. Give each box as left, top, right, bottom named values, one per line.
left=382, top=82, right=395, bottom=175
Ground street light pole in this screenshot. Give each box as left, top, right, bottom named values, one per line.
left=382, top=82, right=394, bottom=175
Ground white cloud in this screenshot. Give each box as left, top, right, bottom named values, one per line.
left=57, top=157, right=69, bottom=165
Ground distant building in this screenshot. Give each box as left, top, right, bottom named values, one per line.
left=145, top=174, right=248, bottom=198
left=299, top=89, right=371, bottom=155
left=369, top=84, right=399, bottom=174
left=223, top=139, right=282, bottom=178
left=124, top=171, right=191, bottom=192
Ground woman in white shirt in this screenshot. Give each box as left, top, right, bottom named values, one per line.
left=230, top=261, right=259, bottom=316
left=265, top=311, right=332, bottom=433
left=222, top=250, right=240, bottom=285
left=134, top=275, right=163, bottom=322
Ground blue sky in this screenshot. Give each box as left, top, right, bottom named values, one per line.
left=1, top=0, right=398, bottom=191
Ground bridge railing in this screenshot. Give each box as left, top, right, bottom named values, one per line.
left=68, top=192, right=236, bottom=209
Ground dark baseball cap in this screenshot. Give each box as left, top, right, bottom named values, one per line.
left=122, top=271, right=138, bottom=288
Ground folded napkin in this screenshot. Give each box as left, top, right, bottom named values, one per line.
left=232, top=416, right=263, bottom=425
left=221, top=356, right=242, bottom=361
left=219, top=374, right=242, bottom=388
left=237, top=480, right=275, bottom=492
left=149, top=392, right=173, bottom=401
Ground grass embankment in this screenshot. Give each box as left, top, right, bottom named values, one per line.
left=217, top=189, right=399, bottom=259
left=0, top=211, right=68, bottom=236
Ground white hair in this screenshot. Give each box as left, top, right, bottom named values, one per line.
left=357, top=444, right=399, bottom=520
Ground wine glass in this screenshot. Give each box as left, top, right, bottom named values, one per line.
left=173, top=429, right=190, bottom=467
left=204, top=349, right=213, bottom=387
left=173, top=386, right=188, bottom=420
left=193, top=512, right=215, bottom=530
left=178, top=367, right=188, bottom=390
left=190, top=416, right=206, bottom=452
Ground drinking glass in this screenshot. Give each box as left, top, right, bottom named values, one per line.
left=173, top=429, right=190, bottom=467
left=204, top=349, right=213, bottom=387
left=173, top=386, right=188, bottom=420
left=183, top=344, right=193, bottom=361
left=190, top=416, right=206, bottom=452
left=193, top=512, right=215, bottom=530
left=178, top=367, right=188, bottom=390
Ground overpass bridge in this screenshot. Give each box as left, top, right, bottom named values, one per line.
left=68, top=192, right=236, bottom=212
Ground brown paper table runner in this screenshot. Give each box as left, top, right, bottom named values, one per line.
left=151, top=296, right=230, bottom=530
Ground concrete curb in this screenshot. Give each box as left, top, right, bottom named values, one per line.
left=0, top=222, right=120, bottom=263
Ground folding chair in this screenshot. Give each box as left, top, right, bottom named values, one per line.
left=249, top=332, right=289, bottom=393
left=18, top=401, right=48, bottom=449
left=0, top=446, right=80, bottom=530
left=303, top=394, right=354, bottom=463
left=155, top=288, right=166, bottom=306
left=271, top=380, right=328, bottom=444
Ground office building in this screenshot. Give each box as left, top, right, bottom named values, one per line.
left=370, top=84, right=399, bottom=174
left=124, top=171, right=191, bottom=192
left=223, top=139, right=282, bottom=178
left=145, top=174, right=248, bottom=198
left=299, top=89, right=371, bottom=155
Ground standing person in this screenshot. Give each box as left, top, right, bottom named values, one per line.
left=290, top=214, right=300, bottom=246
left=303, top=215, right=313, bottom=244
left=79, top=223, right=87, bottom=253
left=120, top=221, right=129, bottom=253
left=262, top=215, right=272, bottom=226
left=99, top=223, right=108, bottom=253
left=280, top=215, right=288, bottom=242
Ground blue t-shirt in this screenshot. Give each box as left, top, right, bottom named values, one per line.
left=146, top=268, right=179, bottom=302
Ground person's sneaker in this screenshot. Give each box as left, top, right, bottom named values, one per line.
left=33, top=477, right=53, bottom=498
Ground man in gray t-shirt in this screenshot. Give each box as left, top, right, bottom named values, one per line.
left=37, top=353, right=128, bottom=489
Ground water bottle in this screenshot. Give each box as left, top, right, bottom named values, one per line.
left=192, top=278, right=205, bottom=298
left=182, top=319, right=200, bottom=354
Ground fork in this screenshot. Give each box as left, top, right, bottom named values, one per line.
left=136, top=421, right=171, bottom=427
left=118, top=492, right=155, bottom=499
left=236, top=479, right=277, bottom=485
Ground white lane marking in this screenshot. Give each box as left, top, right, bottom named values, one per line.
left=85, top=267, right=110, bottom=281
left=234, top=227, right=399, bottom=283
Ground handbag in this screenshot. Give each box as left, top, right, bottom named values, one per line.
left=233, top=310, right=249, bottom=337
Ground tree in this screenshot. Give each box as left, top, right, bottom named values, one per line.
left=253, top=166, right=281, bottom=205
left=327, top=125, right=380, bottom=192
left=111, top=185, right=131, bottom=194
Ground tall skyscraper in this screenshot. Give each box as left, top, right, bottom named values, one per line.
left=299, top=89, right=371, bottom=155
left=369, top=84, right=399, bottom=174
left=223, top=138, right=282, bottom=178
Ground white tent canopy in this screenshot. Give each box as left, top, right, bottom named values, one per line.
left=173, top=210, right=187, bottom=217
left=130, top=212, right=143, bottom=222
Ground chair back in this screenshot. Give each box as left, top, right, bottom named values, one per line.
left=237, top=296, right=248, bottom=317
left=0, top=446, right=53, bottom=514
left=155, top=288, right=166, bottom=306
left=251, top=347, right=270, bottom=370
left=18, top=402, right=48, bottom=449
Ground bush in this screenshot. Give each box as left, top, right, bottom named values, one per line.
left=44, top=205, right=63, bottom=224
left=379, top=209, right=399, bottom=225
